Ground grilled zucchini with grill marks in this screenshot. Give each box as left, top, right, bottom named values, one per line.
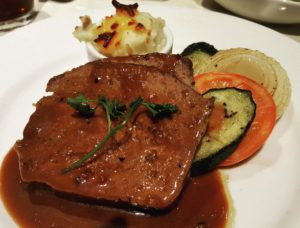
left=191, top=87, right=256, bottom=175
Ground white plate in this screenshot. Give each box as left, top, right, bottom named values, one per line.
left=0, top=5, right=300, bottom=228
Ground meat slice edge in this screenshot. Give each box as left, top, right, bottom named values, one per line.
left=98, top=53, right=195, bottom=87
left=46, top=53, right=194, bottom=93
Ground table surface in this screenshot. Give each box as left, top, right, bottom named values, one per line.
left=1, top=0, right=300, bottom=43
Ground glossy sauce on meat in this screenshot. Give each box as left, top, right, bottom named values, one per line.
left=16, top=62, right=213, bottom=209
left=0, top=148, right=230, bottom=228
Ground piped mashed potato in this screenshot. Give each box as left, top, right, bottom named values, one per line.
left=73, top=0, right=167, bottom=57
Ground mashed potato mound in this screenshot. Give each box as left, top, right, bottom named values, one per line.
left=73, top=0, right=166, bottom=57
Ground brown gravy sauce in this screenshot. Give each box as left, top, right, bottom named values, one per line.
left=0, top=148, right=229, bottom=228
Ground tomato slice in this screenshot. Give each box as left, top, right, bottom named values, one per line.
left=194, top=72, right=276, bottom=166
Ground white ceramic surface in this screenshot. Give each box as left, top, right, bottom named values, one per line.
left=215, top=0, right=300, bottom=24
left=0, top=5, right=300, bottom=228
left=86, top=25, right=173, bottom=60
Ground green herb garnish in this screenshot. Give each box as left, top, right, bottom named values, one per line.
left=62, top=94, right=178, bottom=174
left=142, top=102, right=179, bottom=118
left=66, top=93, right=96, bottom=116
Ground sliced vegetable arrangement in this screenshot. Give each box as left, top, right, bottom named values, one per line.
left=195, top=72, right=276, bottom=168
left=191, top=87, right=256, bottom=175
left=182, top=41, right=288, bottom=172
left=182, top=44, right=291, bottom=120
left=200, top=48, right=291, bottom=120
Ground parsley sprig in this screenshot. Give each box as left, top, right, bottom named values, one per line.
left=62, top=93, right=178, bottom=174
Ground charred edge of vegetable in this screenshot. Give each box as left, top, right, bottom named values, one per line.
left=191, top=88, right=256, bottom=176
left=191, top=133, right=244, bottom=176
left=203, top=87, right=254, bottom=98
left=181, top=42, right=218, bottom=57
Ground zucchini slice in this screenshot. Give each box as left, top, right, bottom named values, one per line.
left=191, top=88, right=256, bottom=175
left=181, top=42, right=218, bottom=75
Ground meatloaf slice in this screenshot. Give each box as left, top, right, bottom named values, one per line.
left=15, top=61, right=212, bottom=210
